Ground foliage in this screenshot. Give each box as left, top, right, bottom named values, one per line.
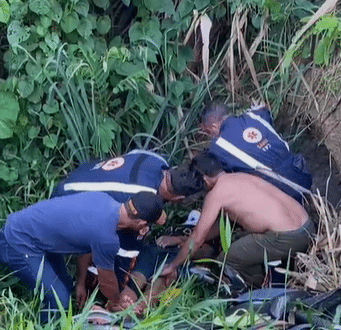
left=0, top=0, right=340, bottom=328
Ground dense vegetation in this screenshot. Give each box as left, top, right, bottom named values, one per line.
left=0, top=0, right=340, bottom=328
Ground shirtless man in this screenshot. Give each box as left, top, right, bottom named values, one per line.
left=161, top=152, right=315, bottom=287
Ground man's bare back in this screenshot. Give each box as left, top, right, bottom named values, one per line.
left=211, top=172, right=309, bottom=233
left=161, top=152, right=314, bottom=287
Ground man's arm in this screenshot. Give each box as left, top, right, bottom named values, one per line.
left=76, top=254, right=92, bottom=307
left=97, top=267, right=120, bottom=310
left=161, top=188, right=222, bottom=276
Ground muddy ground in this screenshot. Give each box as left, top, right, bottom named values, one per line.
left=276, top=116, right=341, bottom=209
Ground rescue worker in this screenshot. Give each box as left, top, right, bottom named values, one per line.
left=200, top=102, right=312, bottom=203
left=51, top=149, right=203, bottom=307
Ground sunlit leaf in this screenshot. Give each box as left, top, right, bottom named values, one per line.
left=61, top=11, right=79, bottom=33
left=7, top=20, right=30, bottom=45
left=0, top=91, right=20, bottom=139
left=43, top=134, right=58, bottom=149
left=0, top=0, right=10, bottom=23
left=29, top=0, right=50, bottom=15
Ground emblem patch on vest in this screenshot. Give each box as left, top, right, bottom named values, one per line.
left=243, top=127, right=262, bottom=143
left=101, top=157, right=125, bottom=171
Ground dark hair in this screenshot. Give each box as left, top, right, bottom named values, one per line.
left=129, top=192, right=164, bottom=223
left=190, top=152, right=223, bottom=177
left=201, top=102, right=231, bottom=124
left=170, top=167, right=204, bottom=197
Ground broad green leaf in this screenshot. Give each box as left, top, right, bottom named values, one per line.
left=121, top=0, right=130, bottom=5
left=170, top=80, right=184, bottom=98
left=39, top=112, right=53, bottom=129
left=17, top=79, right=34, bottom=98
left=28, top=126, right=40, bottom=139
left=43, top=99, right=59, bottom=114
left=88, top=13, right=97, bottom=29
left=194, top=0, right=210, bottom=10
left=0, top=0, right=10, bottom=23
left=176, top=0, right=194, bottom=19
left=96, top=15, right=111, bottom=35
left=37, top=25, right=47, bottom=36
left=74, top=0, right=89, bottom=17
left=45, top=32, right=60, bottom=50
left=0, top=91, right=19, bottom=139
left=0, top=164, right=18, bottom=183
left=7, top=20, right=30, bottom=45
left=129, top=18, right=162, bottom=49
left=43, top=134, right=58, bottom=148
left=2, top=144, right=17, bottom=160
left=171, top=46, right=193, bottom=73
left=93, top=0, right=109, bottom=9
left=49, top=0, right=62, bottom=23
left=40, top=15, right=52, bottom=28
left=10, top=1, right=28, bottom=20
left=25, top=61, right=41, bottom=78
left=144, top=0, right=174, bottom=15
left=27, top=86, right=43, bottom=103
left=264, top=0, right=283, bottom=21
left=61, top=11, right=79, bottom=34
left=145, top=47, right=157, bottom=63
left=115, top=61, right=145, bottom=76
left=77, top=18, right=92, bottom=38
left=29, top=0, right=51, bottom=15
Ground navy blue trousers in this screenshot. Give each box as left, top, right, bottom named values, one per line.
left=0, top=230, right=73, bottom=314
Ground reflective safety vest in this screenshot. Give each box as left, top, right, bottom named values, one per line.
left=208, top=107, right=312, bottom=203
left=51, top=149, right=169, bottom=203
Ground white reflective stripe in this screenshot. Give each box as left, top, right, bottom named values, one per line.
left=117, top=248, right=140, bottom=258
left=87, top=266, right=98, bottom=275
left=246, top=112, right=289, bottom=151
left=127, top=149, right=169, bottom=166
left=215, top=137, right=310, bottom=194
left=216, top=137, right=271, bottom=171
left=63, top=182, right=157, bottom=194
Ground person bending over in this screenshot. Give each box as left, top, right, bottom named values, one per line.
left=0, top=191, right=164, bottom=320
left=161, top=152, right=316, bottom=288
left=52, top=149, right=203, bottom=203
left=51, top=149, right=203, bottom=307
left=93, top=210, right=220, bottom=316
left=200, top=102, right=312, bottom=203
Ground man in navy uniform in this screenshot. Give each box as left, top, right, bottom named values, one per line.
left=200, top=102, right=312, bottom=203
left=0, top=191, right=165, bottom=320
left=52, top=149, right=201, bottom=203
left=51, top=149, right=203, bottom=306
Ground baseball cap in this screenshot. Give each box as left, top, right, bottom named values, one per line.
left=126, top=192, right=166, bottom=225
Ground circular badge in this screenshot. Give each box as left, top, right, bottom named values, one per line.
left=101, top=157, right=125, bottom=171
left=243, top=127, right=262, bottom=143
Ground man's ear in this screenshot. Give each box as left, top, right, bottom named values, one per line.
left=210, top=122, right=221, bottom=137
left=203, top=175, right=210, bottom=187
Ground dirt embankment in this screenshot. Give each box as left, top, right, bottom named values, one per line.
left=277, top=66, right=341, bottom=208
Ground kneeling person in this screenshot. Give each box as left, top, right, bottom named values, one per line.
left=0, top=191, right=164, bottom=317
left=161, top=152, right=316, bottom=287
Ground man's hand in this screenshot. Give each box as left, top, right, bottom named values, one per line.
left=160, top=264, right=177, bottom=286
left=156, top=235, right=183, bottom=248
left=76, top=283, right=87, bottom=308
